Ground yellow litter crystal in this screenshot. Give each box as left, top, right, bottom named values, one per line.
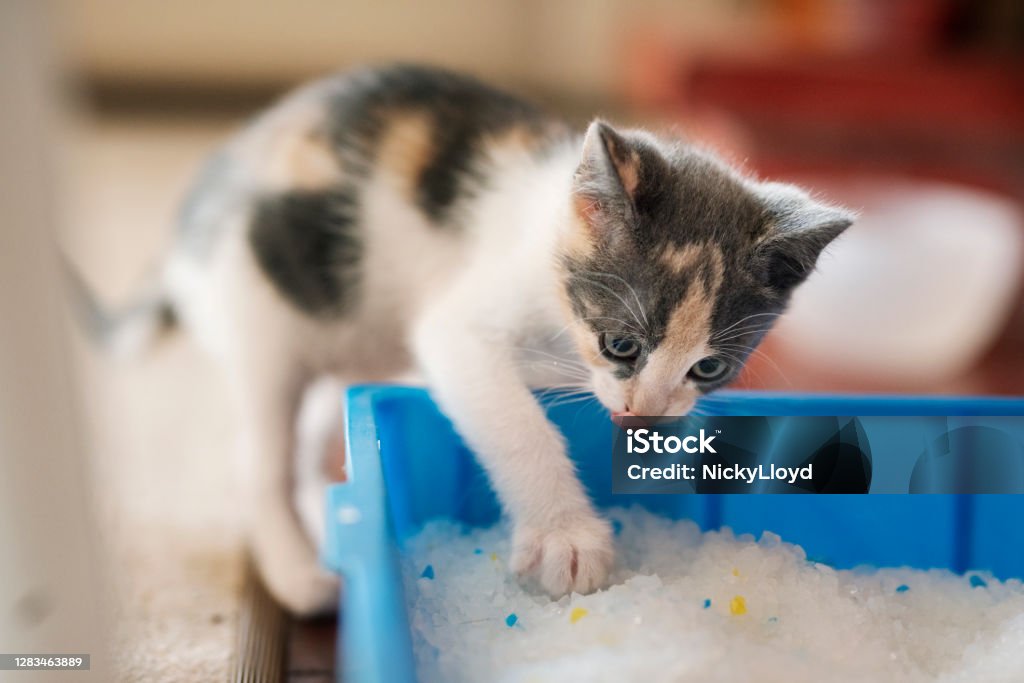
left=569, top=607, right=589, bottom=624
left=730, top=595, right=747, bottom=616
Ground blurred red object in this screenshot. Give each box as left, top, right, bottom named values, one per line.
left=624, top=36, right=1024, bottom=197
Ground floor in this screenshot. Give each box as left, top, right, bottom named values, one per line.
left=65, top=110, right=260, bottom=681
left=286, top=619, right=337, bottom=682
left=66, top=107, right=341, bottom=681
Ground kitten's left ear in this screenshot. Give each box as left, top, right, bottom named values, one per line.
left=572, top=121, right=643, bottom=238
left=579, top=120, right=641, bottom=198
left=756, top=183, right=855, bottom=292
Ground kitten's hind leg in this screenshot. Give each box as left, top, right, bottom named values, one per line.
left=294, top=375, right=348, bottom=552
left=232, top=350, right=339, bottom=617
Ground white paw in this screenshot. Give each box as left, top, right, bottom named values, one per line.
left=510, top=513, right=614, bottom=596
left=262, top=563, right=340, bottom=617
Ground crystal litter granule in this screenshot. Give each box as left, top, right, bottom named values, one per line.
left=729, top=595, right=747, bottom=616
left=401, top=507, right=1024, bottom=683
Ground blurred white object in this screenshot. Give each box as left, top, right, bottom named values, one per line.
left=0, top=2, right=110, bottom=677
left=775, top=179, right=1024, bottom=384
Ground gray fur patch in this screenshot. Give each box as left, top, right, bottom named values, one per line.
left=565, top=125, right=851, bottom=390
left=176, top=148, right=239, bottom=258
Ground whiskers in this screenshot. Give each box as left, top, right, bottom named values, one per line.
left=538, top=386, right=601, bottom=410
left=507, top=344, right=599, bottom=410
left=548, top=315, right=643, bottom=343
left=712, top=342, right=792, bottom=390
left=571, top=270, right=650, bottom=333
left=710, top=313, right=782, bottom=344
left=512, top=346, right=589, bottom=376
left=706, top=312, right=792, bottom=389
left=687, top=405, right=712, bottom=419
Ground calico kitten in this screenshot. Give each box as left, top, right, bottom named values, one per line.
left=80, top=64, right=852, bottom=614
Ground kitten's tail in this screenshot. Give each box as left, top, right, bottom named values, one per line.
left=61, top=254, right=179, bottom=358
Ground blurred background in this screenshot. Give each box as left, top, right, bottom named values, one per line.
left=15, top=0, right=1024, bottom=680
left=60, top=0, right=1024, bottom=397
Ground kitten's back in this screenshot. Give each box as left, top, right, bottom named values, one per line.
left=168, top=65, right=571, bottom=334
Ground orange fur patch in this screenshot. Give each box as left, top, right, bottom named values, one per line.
left=659, top=243, right=704, bottom=275
left=483, top=122, right=546, bottom=155
left=560, top=211, right=599, bottom=260
left=655, top=244, right=724, bottom=359
left=377, top=112, right=436, bottom=202
left=241, top=97, right=341, bottom=191
left=614, top=148, right=641, bottom=197
left=286, top=127, right=341, bottom=190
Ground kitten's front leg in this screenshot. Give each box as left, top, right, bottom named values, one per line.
left=414, top=308, right=613, bottom=596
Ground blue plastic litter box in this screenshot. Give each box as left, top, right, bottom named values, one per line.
left=322, top=385, right=1024, bottom=683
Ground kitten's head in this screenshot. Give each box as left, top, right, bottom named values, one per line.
left=557, top=121, right=852, bottom=418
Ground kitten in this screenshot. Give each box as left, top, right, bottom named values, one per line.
left=76, top=64, right=852, bottom=614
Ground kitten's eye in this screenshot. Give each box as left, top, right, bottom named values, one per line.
left=600, top=333, right=641, bottom=362
left=688, top=356, right=729, bottom=382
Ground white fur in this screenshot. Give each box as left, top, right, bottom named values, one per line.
left=294, top=375, right=347, bottom=551
left=165, top=91, right=630, bottom=612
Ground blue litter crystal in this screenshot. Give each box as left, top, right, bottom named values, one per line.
left=612, top=519, right=624, bottom=536
left=703, top=599, right=711, bottom=609
left=420, top=564, right=435, bottom=580
left=505, top=613, right=518, bottom=627
left=896, top=584, right=909, bottom=593
left=473, top=548, right=482, bottom=555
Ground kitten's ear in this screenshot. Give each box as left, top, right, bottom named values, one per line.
left=578, top=120, right=641, bottom=199
left=756, top=183, right=854, bottom=292
left=572, top=121, right=642, bottom=238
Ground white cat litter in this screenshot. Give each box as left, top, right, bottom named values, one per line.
left=402, top=507, right=1024, bottom=683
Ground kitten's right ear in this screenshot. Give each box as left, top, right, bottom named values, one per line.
left=755, top=183, right=854, bottom=292
left=572, top=121, right=641, bottom=241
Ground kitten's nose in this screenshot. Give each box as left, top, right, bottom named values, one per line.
left=611, top=410, right=646, bottom=427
